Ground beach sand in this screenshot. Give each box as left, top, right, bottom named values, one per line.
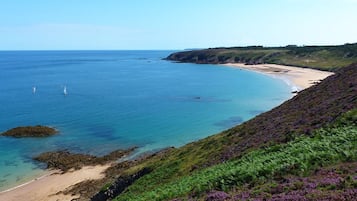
left=224, top=63, right=334, bottom=91
left=0, top=164, right=110, bottom=201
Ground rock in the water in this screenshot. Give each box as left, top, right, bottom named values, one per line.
left=1, top=125, right=57, bottom=138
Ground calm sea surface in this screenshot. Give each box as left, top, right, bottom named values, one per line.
left=0, top=50, right=291, bottom=190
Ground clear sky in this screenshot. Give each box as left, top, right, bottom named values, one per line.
left=0, top=0, right=356, bottom=50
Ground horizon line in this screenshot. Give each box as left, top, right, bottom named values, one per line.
left=0, top=42, right=356, bottom=52
left=0, top=49, right=183, bottom=51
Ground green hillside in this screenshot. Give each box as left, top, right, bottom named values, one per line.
left=116, top=116, right=357, bottom=200
left=166, top=43, right=357, bottom=71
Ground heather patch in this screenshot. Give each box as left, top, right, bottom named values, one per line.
left=115, top=123, right=357, bottom=200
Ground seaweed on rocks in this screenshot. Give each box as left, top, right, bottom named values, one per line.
left=1, top=125, right=57, bottom=138
left=34, top=147, right=136, bottom=172
left=230, top=162, right=357, bottom=201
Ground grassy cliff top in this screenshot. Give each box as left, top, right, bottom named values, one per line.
left=166, top=43, right=357, bottom=71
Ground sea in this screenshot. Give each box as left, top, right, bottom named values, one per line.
left=0, top=50, right=291, bottom=191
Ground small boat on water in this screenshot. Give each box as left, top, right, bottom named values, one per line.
left=63, top=86, right=67, bottom=95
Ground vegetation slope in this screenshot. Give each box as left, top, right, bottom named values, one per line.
left=166, top=43, right=357, bottom=71
left=116, top=115, right=357, bottom=200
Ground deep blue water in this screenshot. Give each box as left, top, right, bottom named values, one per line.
left=0, top=50, right=291, bottom=190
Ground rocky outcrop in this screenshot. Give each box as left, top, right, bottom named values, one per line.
left=62, top=148, right=174, bottom=201
left=34, top=147, right=136, bottom=171
left=91, top=167, right=152, bottom=201
left=1, top=125, right=57, bottom=137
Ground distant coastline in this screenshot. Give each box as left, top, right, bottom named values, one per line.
left=165, top=43, right=357, bottom=71
left=165, top=44, right=351, bottom=91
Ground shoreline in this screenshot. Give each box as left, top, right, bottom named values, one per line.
left=223, top=63, right=334, bottom=91
left=0, top=170, right=58, bottom=194
left=0, top=164, right=110, bottom=201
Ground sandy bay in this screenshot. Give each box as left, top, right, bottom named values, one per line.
left=224, top=63, right=334, bottom=92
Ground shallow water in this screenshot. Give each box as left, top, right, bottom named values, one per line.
left=0, top=50, right=291, bottom=190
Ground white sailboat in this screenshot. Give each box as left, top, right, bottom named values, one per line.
left=63, top=86, right=67, bottom=95
left=32, top=86, right=36, bottom=94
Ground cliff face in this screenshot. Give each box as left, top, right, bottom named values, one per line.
left=166, top=49, right=233, bottom=64
left=166, top=48, right=276, bottom=64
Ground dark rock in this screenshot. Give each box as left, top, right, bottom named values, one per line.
left=91, top=167, right=152, bottom=201
left=1, top=125, right=57, bottom=138
left=34, top=147, right=136, bottom=172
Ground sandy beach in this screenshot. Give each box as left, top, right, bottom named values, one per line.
left=0, top=164, right=110, bottom=201
left=224, top=63, right=334, bottom=91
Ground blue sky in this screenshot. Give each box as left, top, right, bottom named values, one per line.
left=0, top=0, right=356, bottom=50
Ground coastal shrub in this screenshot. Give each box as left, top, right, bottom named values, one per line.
left=100, top=183, right=111, bottom=192
left=115, top=123, right=357, bottom=201
left=34, top=148, right=136, bottom=171
left=333, top=109, right=357, bottom=127
left=230, top=162, right=357, bottom=200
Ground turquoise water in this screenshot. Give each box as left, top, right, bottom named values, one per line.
left=0, top=50, right=291, bottom=191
